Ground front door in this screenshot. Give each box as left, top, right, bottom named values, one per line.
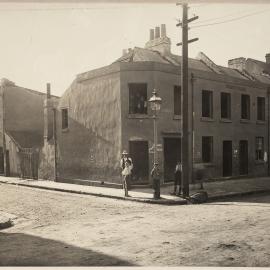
left=0, top=147, right=4, bottom=174
left=239, top=140, right=248, bottom=175
left=129, top=141, right=149, bottom=183
left=223, top=141, right=232, bottom=177
left=164, top=137, right=181, bottom=182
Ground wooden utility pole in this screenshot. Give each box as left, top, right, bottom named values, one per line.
left=177, top=2, right=198, bottom=198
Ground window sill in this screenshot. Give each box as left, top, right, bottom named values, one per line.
left=201, top=117, right=214, bottom=122
left=255, top=160, right=265, bottom=165
left=173, top=115, right=181, bottom=120
left=128, top=114, right=149, bottom=119
left=200, top=162, right=215, bottom=167
left=220, top=118, right=232, bottom=123
left=62, top=128, right=69, bottom=133
left=256, top=120, right=266, bottom=125
left=240, top=119, right=251, bottom=124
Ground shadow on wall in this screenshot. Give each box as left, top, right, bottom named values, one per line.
left=0, top=232, right=135, bottom=266
left=57, top=115, right=121, bottom=183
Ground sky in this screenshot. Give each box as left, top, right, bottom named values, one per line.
left=0, top=1, right=269, bottom=96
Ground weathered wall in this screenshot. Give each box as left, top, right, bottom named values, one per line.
left=119, top=62, right=269, bottom=183
left=120, top=62, right=193, bottom=184
left=192, top=71, right=269, bottom=179
left=5, top=133, right=20, bottom=176
left=38, top=140, right=56, bottom=180
left=56, top=66, right=122, bottom=182
left=4, top=86, right=46, bottom=136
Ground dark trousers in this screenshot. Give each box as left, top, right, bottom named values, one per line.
left=153, top=178, right=160, bottom=199
left=174, top=171, right=182, bottom=194
left=122, top=175, right=130, bottom=196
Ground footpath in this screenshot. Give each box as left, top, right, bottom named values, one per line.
left=1, top=175, right=270, bottom=207
left=1, top=175, right=270, bottom=229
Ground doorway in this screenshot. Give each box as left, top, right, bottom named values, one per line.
left=223, top=141, right=232, bottom=177
left=129, top=140, right=149, bottom=183
left=0, top=147, right=4, bottom=174
left=239, top=140, right=248, bottom=175
left=164, top=137, right=181, bottom=182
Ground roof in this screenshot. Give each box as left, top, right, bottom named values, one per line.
left=7, top=131, right=43, bottom=149
left=114, top=47, right=249, bottom=80
left=245, top=58, right=270, bottom=84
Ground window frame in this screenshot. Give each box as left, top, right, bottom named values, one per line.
left=202, top=136, right=213, bottom=163
left=61, top=108, right=69, bottom=130
left=128, top=83, right=148, bottom=115
left=257, top=96, right=265, bottom=121
left=241, top=94, right=250, bottom=120
left=174, top=85, right=181, bottom=116
left=255, top=136, right=264, bottom=161
left=220, top=92, right=231, bottom=120
left=202, top=90, right=213, bottom=118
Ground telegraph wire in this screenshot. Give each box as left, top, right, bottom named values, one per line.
left=192, top=8, right=270, bottom=29
left=191, top=8, right=258, bottom=25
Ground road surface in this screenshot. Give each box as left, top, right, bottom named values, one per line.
left=0, top=183, right=269, bottom=266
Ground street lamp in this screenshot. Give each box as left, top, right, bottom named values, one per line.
left=149, top=89, right=162, bottom=199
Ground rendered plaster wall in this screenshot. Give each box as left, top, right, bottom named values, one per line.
left=192, top=71, right=269, bottom=179
left=5, top=134, right=20, bottom=176
left=119, top=62, right=193, bottom=184
left=4, top=86, right=45, bottom=136
left=56, top=67, right=122, bottom=182
left=38, top=140, right=55, bottom=180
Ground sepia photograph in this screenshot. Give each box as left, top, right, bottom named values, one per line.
left=0, top=0, right=270, bottom=267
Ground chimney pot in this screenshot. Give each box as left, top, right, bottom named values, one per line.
left=150, top=29, right=154, bottom=40
left=155, top=26, right=160, bottom=38
left=46, top=83, right=51, bottom=99
left=161, top=24, right=166, bottom=37
left=266, top=53, right=270, bottom=64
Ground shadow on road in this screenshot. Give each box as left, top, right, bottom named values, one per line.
left=0, top=232, right=135, bottom=266
left=208, top=192, right=270, bottom=205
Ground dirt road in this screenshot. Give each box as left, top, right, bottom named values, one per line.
left=0, top=183, right=269, bottom=266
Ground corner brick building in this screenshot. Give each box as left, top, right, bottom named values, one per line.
left=43, top=25, right=270, bottom=186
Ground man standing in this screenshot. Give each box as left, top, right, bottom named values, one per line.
left=120, top=150, right=133, bottom=196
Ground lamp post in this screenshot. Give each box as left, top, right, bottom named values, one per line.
left=149, top=89, right=162, bottom=199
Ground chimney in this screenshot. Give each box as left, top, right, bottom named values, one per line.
left=145, top=24, right=171, bottom=56
left=46, top=83, right=51, bottom=99
left=266, top=53, right=270, bottom=64
left=155, top=26, right=160, bottom=38
left=228, top=57, right=246, bottom=71
left=150, top=29, right=154, bottom=40
left=161, top=24, right=166, bottom=37
left=122, top=49, right=127, bottom=56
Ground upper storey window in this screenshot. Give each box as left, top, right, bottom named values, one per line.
left=129, top=83, right=147, bottom=114
left=202, top=90, right=213, bottom=118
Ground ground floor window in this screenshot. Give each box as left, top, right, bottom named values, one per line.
left=255, top=137, right=264, bottom=160
left=202, top=136, right=213, bottom=163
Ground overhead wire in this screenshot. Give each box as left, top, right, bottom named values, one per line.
left=191, top=8, right=270, bottom=29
